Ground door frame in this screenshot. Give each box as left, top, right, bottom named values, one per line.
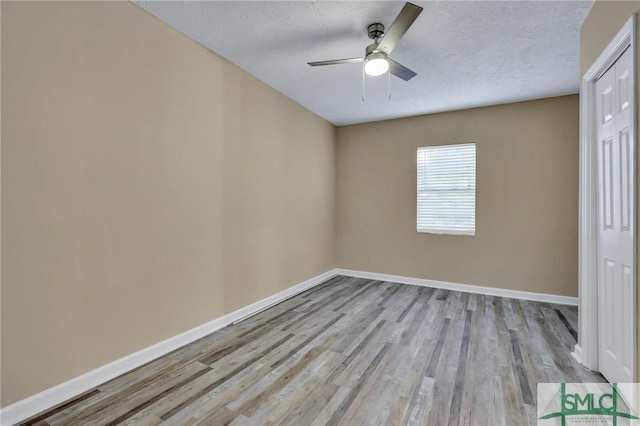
left=576, top=15, right=637, bottom=382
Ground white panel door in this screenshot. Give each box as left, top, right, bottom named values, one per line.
left=596, top=46, right=635, bottom=385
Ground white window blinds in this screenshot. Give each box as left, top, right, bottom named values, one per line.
left=417, top=143, right=476, bottom=235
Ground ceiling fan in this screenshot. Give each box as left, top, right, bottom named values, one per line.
left=308, top=2, right=423, bottom=81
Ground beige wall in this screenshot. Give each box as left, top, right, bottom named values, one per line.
left=336, top=96, right=579, bottom=297
left=580, top=0, right=640, bottom=75
left=1, top=1, right=335, bottom=406
left=581, top=0, right=640, bottom=384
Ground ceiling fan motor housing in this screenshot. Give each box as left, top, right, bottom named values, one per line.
left=365, top=43, right=381, bottom=57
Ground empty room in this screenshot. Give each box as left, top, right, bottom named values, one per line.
left=1, top=1, right=639, bottom=425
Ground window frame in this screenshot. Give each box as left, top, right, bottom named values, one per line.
left=416, top=142, right=476, bottom=236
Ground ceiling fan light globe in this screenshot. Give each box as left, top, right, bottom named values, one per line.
left=364, top=56, right=389, bottom=76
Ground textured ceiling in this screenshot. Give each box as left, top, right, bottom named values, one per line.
left=133, top=1, right=593, bottom=126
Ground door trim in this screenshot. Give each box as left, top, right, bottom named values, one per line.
left=576, top=15, right=637, bottom=382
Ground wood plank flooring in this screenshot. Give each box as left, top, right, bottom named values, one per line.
left=17, top=276, right=604, bottom=426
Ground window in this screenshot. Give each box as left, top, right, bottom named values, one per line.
left=417, top=143, right=476, bottom=235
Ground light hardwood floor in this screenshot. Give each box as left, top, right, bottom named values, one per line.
left=18, top=276, right=603, bottom=426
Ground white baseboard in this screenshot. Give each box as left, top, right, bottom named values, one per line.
left=0, top=269, right=339, bottom=426
left=335, top=268, right=579, bottom=306
left=571, top=344, right=584, bottom=365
